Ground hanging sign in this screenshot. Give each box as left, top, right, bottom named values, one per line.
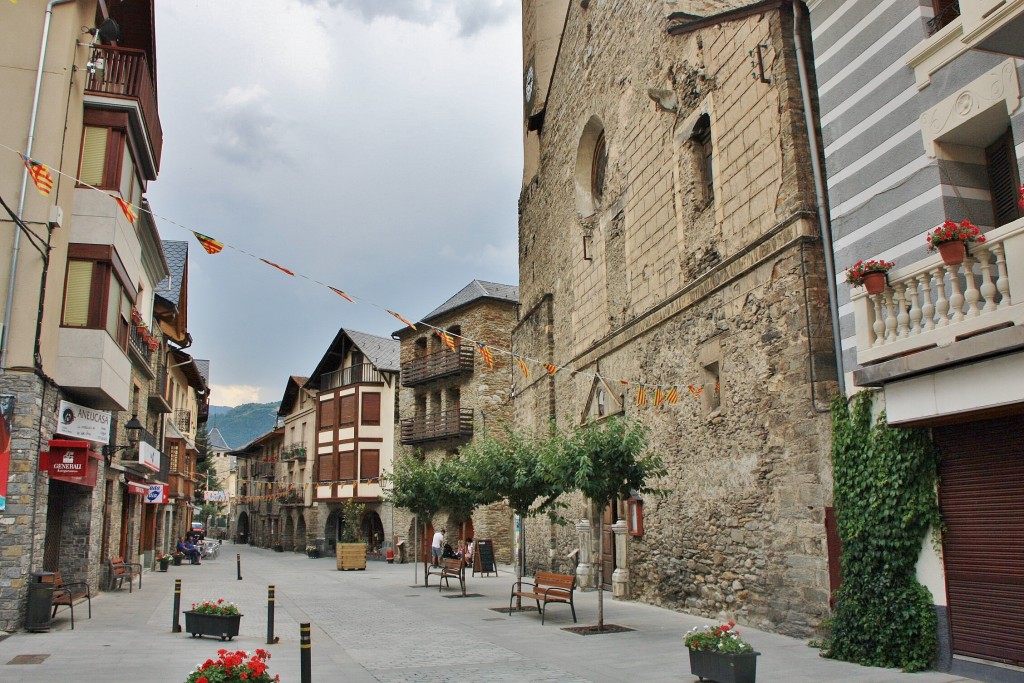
left=138, top=441, right=160, bottom=472
left=0, top=395, right=13, bottom=512
left=44, top=439, right=89, bottom=476
left=204, top=490, right=229, bottom=502
left=144, top=484, right=168, bottom=504
left=55, top=400, right=111, bottom=443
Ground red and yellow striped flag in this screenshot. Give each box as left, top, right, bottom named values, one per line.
left=114, top=197, right=136, bottom=223
left=544, top=363, right=558, bottom=376
left=653, top=387, right=664, bottom=406
left=476, top=342, right=494, bottom=368
left=666, top=386, right=679, bottom=404
left=436, top=328, right=456, bottom=351
left=515, top=357, right=530, bottom=380
left=19, top=153, right=53, bottom=196
left=260, top=258, right=294, bottom=276
left=329, top=286, right=354, bottom=302
left=387, top=309, right=417, bottom=330
left=636, top=385, right=647, bottom=406
left=688, top=384, right=704, bottom=397
left=192, top=231, right=223, bottom=255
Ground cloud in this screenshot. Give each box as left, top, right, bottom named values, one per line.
left=210, top=384, right=264, bottom=407
left=206, top=85, right=285, bottom=167
left=298, top=0, right=517, bottom=37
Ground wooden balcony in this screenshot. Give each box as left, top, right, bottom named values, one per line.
left=400, top=408, right=473, bottom=444
left=85, top=46, right=163, bottom=172
left=149, top=360, right=171, bottom=413
left=401, top=345, right=474, bottom=387
left=320, top=363, right=385, bottom=391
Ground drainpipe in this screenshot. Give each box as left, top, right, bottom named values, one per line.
left=793, top=0, right=845, bottom=396
left=1, top=0, right=76, bottom=373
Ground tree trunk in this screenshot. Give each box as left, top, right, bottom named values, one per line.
left=596, top=512, right=604, bottom=630
left=515, top=515, right=524, bottom=610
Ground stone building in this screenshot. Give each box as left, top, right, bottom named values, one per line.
left=514, top=0, right=837, bottom=636
left=807, top=0, right=1024, bottom=675
left=275, top=375, right=316, bottom=552
left=393, top=280, right=519, bottom=564
left=232, top=424, right=284, bottom=548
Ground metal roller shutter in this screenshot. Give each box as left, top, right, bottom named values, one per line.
left=935, top=419, right=1024, bottom=665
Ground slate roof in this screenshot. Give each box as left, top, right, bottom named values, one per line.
left=394, top=280, right=519, bottom=336
left=194, top=359, right=210, bottom=387
left=207, top=427, right=230, bottom=452
left=346, top=329, right=400, bottom=372
left=155, top=240, right=188, bottom=308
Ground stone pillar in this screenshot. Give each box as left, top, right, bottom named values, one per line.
left=575, top=518, right=595, bottom=589
left=611, top=519, right=629, bottom=599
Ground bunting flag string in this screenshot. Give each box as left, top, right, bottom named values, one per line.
left=3, top=143, right=718, bottom=405
left=636, top=385, right=647, bottom=406
left=19, top=153, right=53, bottom=196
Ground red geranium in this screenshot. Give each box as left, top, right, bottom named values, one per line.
left=926, top=219, right=986, bottom=250
left=184, top=649, right=278, bottom=683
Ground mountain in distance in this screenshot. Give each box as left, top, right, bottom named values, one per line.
left=206, top=402, right=279, bottom=450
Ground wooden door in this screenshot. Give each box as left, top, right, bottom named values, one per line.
left=601, top=504, right=616, bottom=590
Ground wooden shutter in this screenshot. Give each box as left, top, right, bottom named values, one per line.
left=317, top=452, right=335, bottom=482
left=79, top=126, right=108, bottom=186
left=318, top=397, right=335, bottom=429
left=986, top=127, right=1022, bottom=227
left=340, top=394, right=355, bottom=427
left=339, top=450, right=356, bottom=480
left=935, top=418, right=1024, bottom=665
left=62, top=260, right=94, bottom=326
left=361, top=392, right=381, bottom=426
left=360, top=449, right=380, bottom=480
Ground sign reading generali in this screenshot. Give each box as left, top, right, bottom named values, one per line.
left=55, top=400, right=111, bottom=444
left=45, top=440, right=89, bottom=476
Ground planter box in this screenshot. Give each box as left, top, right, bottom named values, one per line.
left=172, top=555, right=183, bottom=566
left=157, top=559, right=170, bottom=572
left=184, top=611, right=243, bottom=641
left=336, top=542, right=366, bottom=570
left=688, top=648, right=759, bottom=683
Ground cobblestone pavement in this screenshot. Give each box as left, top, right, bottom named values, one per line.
left=0, top=546, right=975, bottom=682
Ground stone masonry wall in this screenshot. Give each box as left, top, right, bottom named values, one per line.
left=514, top=2, right=836, bottom=637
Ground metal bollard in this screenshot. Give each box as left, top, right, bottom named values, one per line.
left=266, top=585, right=279, bottom=644
left=172, top=579, right=182, bottom=633
left=237, top=553, right=242, bottom=580
left=300, top=622, right=311, bottom=683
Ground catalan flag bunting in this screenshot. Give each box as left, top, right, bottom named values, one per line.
left=115, top=196, right=136, bottom=223
left=387, top=309, right=417, bottom=330
left=19, top=153, right=53, bottom=196
left=688, top=384, right=703, bottom=397
left=329, top=286, right=354, bottom=303
left=544, top=363, right=558, bottom=376
left=476, top=342, right=494, bottom=368
left=666, top=386, right=679, bottom=404
left=192, top=231, right=224, bottom=255
left=436, top=328, right=456, bottom=351
left=636, top=384, right=647, bottom=406
left=653, top=387, right=664, bottom=406
left=260, top=258, right=295, bottom=276
left=516, top=357, right=530, bottom=380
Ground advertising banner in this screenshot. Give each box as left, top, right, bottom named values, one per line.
left=45, top=440, right=90, bottom=477
left=204, top=490, right=230, bottom=502
left=0, top=395, right=13, bottom=511
left=55, top=400, right=111, bottom=444
left=138, top=441, right=160, bottom=472
left=144, top=484, right=168, bottom=504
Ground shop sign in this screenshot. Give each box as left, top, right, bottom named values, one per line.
left=45, top=440, right=89, bottom=477
left=144, top=484, right=168, bottom=504
left=138, top=441, right=160, bottom=472
left=55, top=400, right=111, bottom=443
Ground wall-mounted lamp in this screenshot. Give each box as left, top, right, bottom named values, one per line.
left=102, top=414, right=143, bottom=465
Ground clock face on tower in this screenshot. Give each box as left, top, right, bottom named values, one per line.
left=524, top=64, right=535, bottom=108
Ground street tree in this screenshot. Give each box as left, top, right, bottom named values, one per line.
left=384, top=453, right=445, bottom=583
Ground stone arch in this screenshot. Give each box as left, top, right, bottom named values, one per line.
left=324, top=507, right=341, bottom=550
left=282, top=515, right=295, bottom=551
left=361, top=510, right=384, bottom=556
left=574, top=115, right=607, bottom=217
left=295, top=514, right=307, bottom=552
left=236, top=511, right=249, bottom=544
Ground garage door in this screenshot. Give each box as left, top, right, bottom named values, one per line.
left=935, top=418, right=1024, bottom=665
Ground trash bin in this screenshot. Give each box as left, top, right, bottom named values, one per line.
left=26, top=572, right=55, bottom=632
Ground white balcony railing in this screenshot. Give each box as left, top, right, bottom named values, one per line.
left=852, top=218, right=1024, bottom=365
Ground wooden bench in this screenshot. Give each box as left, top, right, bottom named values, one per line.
left=108, top=556, right=143, bottom=592
left=47, top=571, right=91, bottom=629
left=509, top=571, right=577, bottom=624
left=426, top=558, right=466, bottom=596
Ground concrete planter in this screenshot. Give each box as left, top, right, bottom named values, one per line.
left=336, top=543, right=366, bottom=570
left=687, top=648, right=759, bottom=683
left=184, top=611, right=242, bottom=641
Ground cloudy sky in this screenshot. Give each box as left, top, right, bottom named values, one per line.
left=149, top=0, right=523, bottom=407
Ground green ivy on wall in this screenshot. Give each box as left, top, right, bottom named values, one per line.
left=824, top=393, right=941, bottom=672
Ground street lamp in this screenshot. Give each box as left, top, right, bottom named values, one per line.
left=102, top=414, right=143, bottom=466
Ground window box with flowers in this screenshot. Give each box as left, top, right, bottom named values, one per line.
left=184, top=599, right=243, bottom=641
left=684, top=621, right=759, bottom=683
left=845, top=259, right=894, bottom=295
left=184, top=648, right=279, bottom=683
left=926, top=219, right=986, bottom=266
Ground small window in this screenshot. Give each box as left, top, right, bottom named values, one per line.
left=318, top=397, right=336, bottom=429
left=339, top=394, right=356, bottom=427
left=692, top=114, right=714, bottom=203
left=361, top=392, right=381, bottom=426
left=985, top=127, right=1022, bottom=228
left=317, top=452, right=335, bottom=482
left=339, top=450, right=356, bottom=480
left=360, top=449, right=380, bottom=480
left=79, top=127, right=109, bottom=186
left=702, top=361, right=721, bottom=415
left=591, top=130, right=608, bottom=206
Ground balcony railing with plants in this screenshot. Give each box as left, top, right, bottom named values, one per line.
left=850, top=218, right=1024, bottom=365
left=281, top=444, right=307, bottom=462
left=320, top=363, right=385, bottom=391
left=85, top=46, right=163, bottom=166
left=174, top=409, right=191, bottom=433
left=400, top=408, right=474, bottom=444
left=401, top=345, right=474, bottom=386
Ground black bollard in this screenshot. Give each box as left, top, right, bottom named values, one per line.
left=172, top=579, right=182, bottom=633
left=237, top=553, right=242, bottom=580
left=266, top=585, right=279, bottom=644
left=300, top=622, right=311, bottom=683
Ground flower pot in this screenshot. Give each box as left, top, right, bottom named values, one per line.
left=306, top=549, right=320, bottom=559
left=937, top=239, right=966, bottom=266
left=157, top=558, right=170, bottom=572
left=688, top=648, right=759, bottom=683
left=183, top=611, right=243, bottom=641
left=861, top=271, right=887, bottom=295
left=172, top=555, right=183, bottom=566
left=336, top=542, right=367, bottom=570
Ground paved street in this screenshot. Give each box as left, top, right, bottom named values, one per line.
left=0, top=546, right=973, bottom=682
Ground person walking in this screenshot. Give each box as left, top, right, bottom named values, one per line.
left=431, top=528, right=445, bottom=567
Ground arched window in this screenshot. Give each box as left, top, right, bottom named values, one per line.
left=691, top=113, right=713, bottom=204
left=591, top=130, right=608, bottom=207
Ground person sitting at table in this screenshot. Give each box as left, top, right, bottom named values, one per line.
left=182, top=537, right=201, bottom=565
left=462, top=537, right=474, bottom=567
